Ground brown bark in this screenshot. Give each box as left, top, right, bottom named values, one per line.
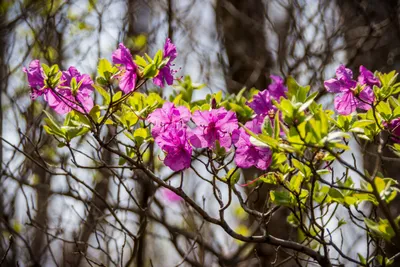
left=216, top=0, right=273, bottom=94
left=216, top=1, right=293, bottom=266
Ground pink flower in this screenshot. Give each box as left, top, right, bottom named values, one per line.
left=147, top=102, right=191, bottom=138
left=155, top=125, right=192, bottom=171
left=388, top=118, right=400, bottom=142
left=47, top=67, right=94, bottom=114
left=112, top=43, right=138, bottom=94
left=247, top=90, right=274, bottom=116
left=232, top=118, right=272, bottom=170
left=190, top=107, right=238, bottom=150
left=268, top=75, right=287, bottom=101
left=23, top=60, right=47, bottom=100
left=247, top=75, right=287, bottom=116
left=358, top=65, right=381, bottom=88
left=324, top=65, right=376, bottom=115
left=153, top=38, right=178, bottom=87
left=161, top=188, right=182, bottom=203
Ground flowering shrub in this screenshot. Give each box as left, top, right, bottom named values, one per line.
left=24, top=38, right=400, bottom=266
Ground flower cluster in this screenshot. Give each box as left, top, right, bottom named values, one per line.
left=24, top=38, right=178, bottom=115
left=23, top=60, right=94, bottom=114
left=324, top=65, right=379, bottom=115
left=147, top=103, right=239, bottom=171
left=147, top=75, right=287, bottom=172
left=230, top=75, right=288, bottom=170
left=190, top=108, right=238, bottom=150
left=147, top=103, right=192, bottom=171
left=232, top=117, right=272, bottom=170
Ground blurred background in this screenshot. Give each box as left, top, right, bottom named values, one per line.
left=1, top=0, right=400, bottom=266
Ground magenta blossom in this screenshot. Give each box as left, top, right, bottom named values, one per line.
left=23, top=60, right=47, bottom=100
left=268, top=75, right=287, bottom=101
left=324, top=65, right=376, bottom=115
left=358, top=66, right=381, bottom=88
left=247, top=75, right=287, bottom=116
left=247, top=90, right=274, bottom=116
left=161, top=188, right=183, bottom=203
left=153, top=38, right=178, bottom=87
left=147, top=102, right=191, bottom=137
left=155, top=125, right=192, bottom=171
left=232, top=118, right=272, bottom=170
left=47, top=67, right=94, bottom=114
left=112, top=43, right=138, bottom=94
left=387, top=118, right=400, bottom=143
left=190, top=107, right=238, bottom=150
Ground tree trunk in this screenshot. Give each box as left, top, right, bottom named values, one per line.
left=216, top=0, right=272, bottom=94
left=216, top=1, right=293, bottom=266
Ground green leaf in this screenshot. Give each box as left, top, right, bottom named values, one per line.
left=135, top=55, right=148, bottom=67
left=352, top=119, right=374, bottom=128
left=287, top=212, right=300, bottom=227
left=376, top=101, right=392, bottom=120
left=224, top=168, right=240, bottom=185
left=328, top=188, right=344, bottom=204
left=112, top=91, right=123, bottom=102
left=270, top=153, right=287, bottom=169
left=93, top=84, right=110, bottom=104
left=325, top=131, right=350, bottom=142
left=270, top=190, right=294, bottom=207
left=286, top=76, right=309, bottom=102
left=289, top=173, right=304, bottom=194
left=114, top=105, right=139, bottom=128
left=274, top=111, right=281, bottom=139
left=298, top=91, right=318, bottom=112
left=364, top=218, right=396, bottom=241
left=134, top=128, right=149, bottom=145
left=153, top=49, right=163, bottom=67
left=335, top=114, right=353, bottom=131
left=357, top=254, right=367, bottom=265
left=43, top=110, right=65, bottom=138
left=89, top=105, right=101, bottom=122
left=97, top=58, right=117, bottom=80
left=144, top=53, right=153, bottom=63
left=142, top=63, right=158, bottom=78
left=316, top=169, right=331, bottom=176
left=261, top=116, right=273, bottom=136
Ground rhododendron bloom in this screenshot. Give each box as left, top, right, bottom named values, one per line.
left=155, top=125, right=192, bottom=171
left=324, top=65, right=375, bottom=115
left=161, top=188, right=182, bottom=203
left=112, top=43, right=138, bottom=93
left=153, top=38, right=177, bottom=87
left=47, top=67, right=94, bottom=114
left=147, top=102, right=191, bottom=137
left=358, top=65, right=381, bottom=88
left=232, top=118, right=272, bottom=170
left=388, top=118, right=400, bottom=143
left=190, top=107, right=238, bottom=150
left=247, top=75, right=287, bottom=116
left=247, top=90, right=274, bottom=116
left=23, top=60, right=47, bottom=100
left=268, top=75, right=287, bottom=101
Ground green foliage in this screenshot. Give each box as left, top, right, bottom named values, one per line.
left=43, top=110, right=90, bottom=142
left=37, top=56, right=400, bottom=265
